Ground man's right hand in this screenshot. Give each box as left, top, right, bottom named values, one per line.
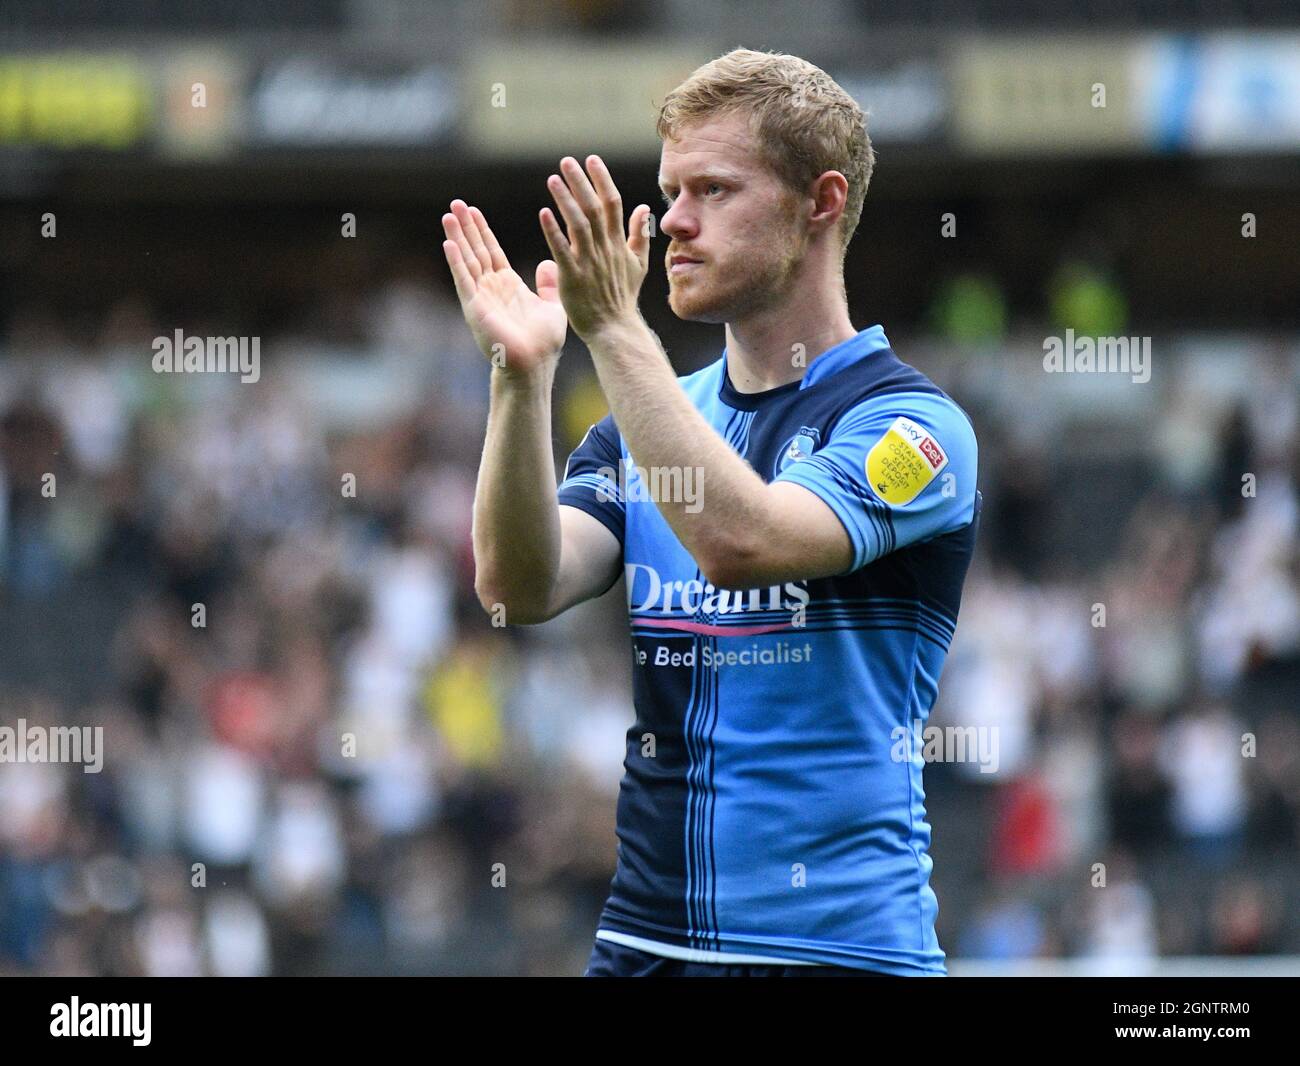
left=441, top=200, right=568, bottom=375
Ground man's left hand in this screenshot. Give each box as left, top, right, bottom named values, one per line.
left=539, top=155, right=653, bottom=342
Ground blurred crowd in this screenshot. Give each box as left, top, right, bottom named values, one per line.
left=0, top=265, right=1297, bottom=975
left=931, top=338, right=1300, bottom=966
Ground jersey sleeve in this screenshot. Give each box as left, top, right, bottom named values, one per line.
left=774, top=391, right=978, bottom=572
left=556, top=414, right=626, bottom=547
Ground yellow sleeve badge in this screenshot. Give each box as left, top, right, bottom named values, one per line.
left=865, top=416, right=948, bottom=506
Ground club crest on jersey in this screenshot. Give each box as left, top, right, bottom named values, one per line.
left=773, top=427, right=821, bottom=478
left=865, top=416, right=948, bottom=506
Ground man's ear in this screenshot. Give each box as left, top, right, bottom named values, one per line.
left=808, top=171, right=849, bottom=233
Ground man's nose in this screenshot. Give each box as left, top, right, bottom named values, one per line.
left=660, top=199, right=696, bottom=240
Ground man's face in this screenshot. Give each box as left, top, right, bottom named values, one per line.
left=658, top=112, right=809, bottom=324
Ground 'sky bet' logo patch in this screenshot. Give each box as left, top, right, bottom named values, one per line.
left=865, top=416, right=948, bottom=505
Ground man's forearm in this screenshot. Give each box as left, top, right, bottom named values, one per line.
left=585, top=316, right=771, bottom=581
left=472, top=362, right=562, bottom=614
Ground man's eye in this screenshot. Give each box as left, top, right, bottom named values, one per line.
left=705, top=183, right=724, bottom=197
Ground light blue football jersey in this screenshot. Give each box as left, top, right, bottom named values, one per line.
left=557, top=325, right=980, bottom=974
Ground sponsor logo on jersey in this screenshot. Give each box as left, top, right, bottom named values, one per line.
left=917, top=435, right=945, bottom=470
left=625, top=562, right=809, bottom=617
left=865, top=416, right=948, bottom=505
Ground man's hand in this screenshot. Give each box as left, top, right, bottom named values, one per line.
left=539, top=155, right=653, bottom=342
left=442, top=199, right=567, bottom=375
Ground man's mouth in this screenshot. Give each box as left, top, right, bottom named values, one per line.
left=669, top=255, right=703, bottom=275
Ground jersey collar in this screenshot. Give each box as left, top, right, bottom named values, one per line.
left=798, top=324, right=892, bottom=389
left=719, top=324, right=891, bottom=410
